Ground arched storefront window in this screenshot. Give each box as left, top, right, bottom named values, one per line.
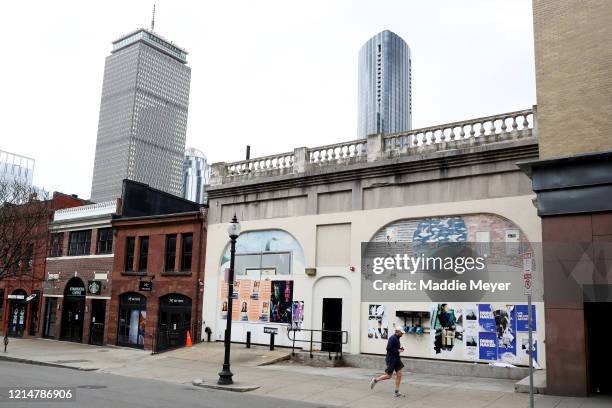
left=117, top=293, right=147, bottom=348
left=60, top=278, right=85, bottom=342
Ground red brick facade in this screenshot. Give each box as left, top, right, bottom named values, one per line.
left=0, top=193, right=87, bottom=339
left=106, top=211, right=206, bottom=351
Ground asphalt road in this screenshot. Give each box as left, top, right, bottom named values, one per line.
left=0, top=361, right=330, bottom=408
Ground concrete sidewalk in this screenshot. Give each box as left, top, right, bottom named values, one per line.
left=2, top=338, right=611, bottom=407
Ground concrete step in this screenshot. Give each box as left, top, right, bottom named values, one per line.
left=290, top=351, right=530, bottom=380
left=514, top=370, right=546, bottom=393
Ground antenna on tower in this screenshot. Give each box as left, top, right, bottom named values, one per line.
left=151, top=1, right=156, bottom=32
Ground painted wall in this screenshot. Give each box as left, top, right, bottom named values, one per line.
left=203, top=194, right=542, bottom=359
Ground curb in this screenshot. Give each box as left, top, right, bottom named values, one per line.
left=192, top=379, right=260, bottom=392
left=0, top=355, right=99, bottom=372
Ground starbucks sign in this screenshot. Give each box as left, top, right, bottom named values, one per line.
left=88, top=281, right=102, bottom=295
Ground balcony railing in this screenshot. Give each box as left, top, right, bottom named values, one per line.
left=211, top=107, right=536, bottom=185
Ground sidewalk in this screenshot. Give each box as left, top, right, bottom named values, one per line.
left=2, top=338, right=611, bottom=407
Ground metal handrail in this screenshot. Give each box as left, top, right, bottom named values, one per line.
left=287, top=327, right=348, bottom=361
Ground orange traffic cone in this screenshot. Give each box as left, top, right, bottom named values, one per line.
left=186, top=330, right=193, bottom=347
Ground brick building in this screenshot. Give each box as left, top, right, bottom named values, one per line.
left=106, top=180, right=206, bottom=351
left=41, top=200, right=119, bottom=344
left=1, top=193, right=87, bottom=339
left=518, top=0, right=612, bottom=397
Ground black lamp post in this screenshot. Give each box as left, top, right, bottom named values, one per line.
left=218, top=214, right=241, bottom=385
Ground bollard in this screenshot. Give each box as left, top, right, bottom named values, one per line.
left=204, top=327, right=212, bottom=342
left=3, top=334, right=8, bottom=353
left=246, top=331, right=251, bottom=348
left=269, top=332, right=275, bottom=351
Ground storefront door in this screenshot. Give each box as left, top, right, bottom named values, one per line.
left=89, top=299, right=106, bottom=346
left=43, top=297, right=58, bottom=338
left=117, top=293, right=146, bottom=348
left=60, top=278, right=85, bottom=342
left=321, top=298, right=342, bottom=352
left=156, top=294, right=192, bottom=352
left=7, top=290, right=27, bottom=337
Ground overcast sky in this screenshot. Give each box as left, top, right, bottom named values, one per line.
left=0, top=0, right=535, bottom=199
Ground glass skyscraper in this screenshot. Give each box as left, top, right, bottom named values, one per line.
left=357, top=30, right=411, bottom=138
left=90, top=29, right=191, bottom=202
left=183, top=147, right=209, bottom=204
left=0, top=150, right=34, bottom=186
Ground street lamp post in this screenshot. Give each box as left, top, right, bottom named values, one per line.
left=218, top=214, right=241, bottom=385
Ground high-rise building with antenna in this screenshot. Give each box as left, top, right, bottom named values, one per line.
left=89, top=23, right=191, bottom=202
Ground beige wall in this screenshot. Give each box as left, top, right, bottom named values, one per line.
left=202, top=194, right=543, bottom=358
left=533, top=0, right=612, bottom=158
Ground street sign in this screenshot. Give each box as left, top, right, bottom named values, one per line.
left=523, top=252, right=533, bottom=295
left=263, top=327, right=278, bottom=334
left=7, top=295, right=24, bottom=300
left=25, top=294, right=37, bottom=302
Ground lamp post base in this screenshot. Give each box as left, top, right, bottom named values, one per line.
left=217, top=368, right=234, bottom=385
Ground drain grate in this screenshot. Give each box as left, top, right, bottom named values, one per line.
left=77, top=385, right=108, bottom=390
left=52, top=360, right=91, bottom=364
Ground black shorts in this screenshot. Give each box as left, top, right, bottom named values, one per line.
left=385, top=359, right=404, bottom=375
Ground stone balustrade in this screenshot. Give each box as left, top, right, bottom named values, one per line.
left=223, top=152, right=295, bottom=178
left=210, top=107, right=536, bottom=185
left=308, top=139, right=367, bottom=165
left=383, top=108, right=534, bottom=155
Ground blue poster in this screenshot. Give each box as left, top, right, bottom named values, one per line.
left=515, top=305, right=536, bottom=332
left=479, top=332, right=498, bottom=360
left=478, top=304, right=496, bottom=333
left=496, top=306, right=516, bottom=357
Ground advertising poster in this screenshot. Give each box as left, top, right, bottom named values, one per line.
left=463, top=304, right=478, bottom=360
left=270, top=280, right=293, bottom=323
left=515, top=305, right=537, bottom=332
left=368, top=304, right=388, bottom=339
left=479, top=331, right=498, bottom=360
left=431, top=303, right=463, bottom=358
left=291, top=301, right=304, bottom=329
left=220, top=279, right=273, bottom=322
left=518, top=333, right=538, bottom=364
left=478, top=304, right=496, bottom=333
left=495, top=305, right=517, bottom=363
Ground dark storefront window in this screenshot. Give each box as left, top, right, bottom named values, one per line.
left=49, top=233, right=64, bottom=257
left=68, top=230, right=91, bottom=256
left=29, top=292, right=40, bottom=336
left=8, top=289, right=27, bottom=337
left=181, top=234, right=193, bottom=272
left=138, top=237, right=149, bottom=272
left=96, top=228, right=113, bottom=254
left=156, top=294, right=192, bottom=352
left=165, top=235, right=177, bottom=272
left=43, top=297, right=58, bottom=338
left=117, top=293, right=147, bottom=348
left=125, top=237, right=135, bottom=271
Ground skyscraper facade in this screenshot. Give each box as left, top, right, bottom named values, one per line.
left=0, top=150, right=34, bottom=186
left=90, top=29, right=191, bottom=202
left=183, top=147, right=209, bottom=204
left=357, top=30, right=411, bottom=138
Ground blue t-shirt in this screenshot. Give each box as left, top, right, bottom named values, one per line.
left=386, top=334, right=401, bottom=364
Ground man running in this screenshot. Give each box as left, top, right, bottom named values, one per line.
left=369, top=327, right=405, bottom=397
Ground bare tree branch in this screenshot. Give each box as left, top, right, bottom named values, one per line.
left=0, top=179, right=52, bottom=282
